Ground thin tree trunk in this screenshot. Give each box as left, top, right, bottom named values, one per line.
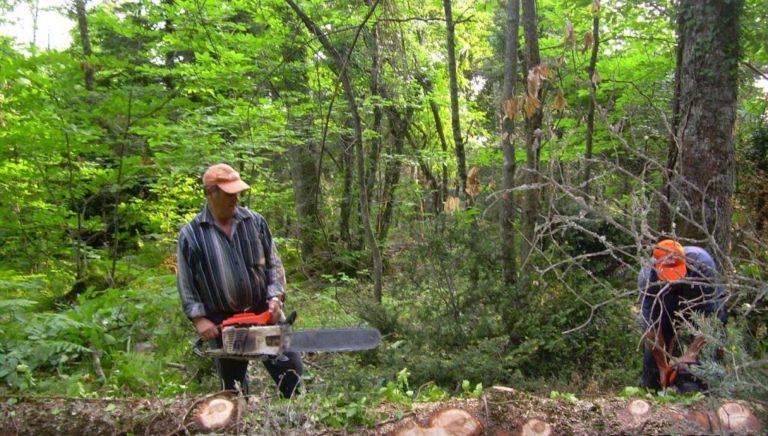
left=676, top=0, right=742, bottom=263
left=442, top=0, right=467, bottom=197
left=285, top=0, right=384, bottom=302
left=74, top=0, right=95, bottom=90
left=584, top=5, right=599, bottom=196
left=500, top=0, right=520, bottom=286
left=340, top=127, right=354, bottom=246
left=416, top=73, right=450, bottom=206
left=658, top=5, right=684, bottom=234
left=378, top=106, right=411, bottom=241
left=366, top=14, right=383, bottom=218
left=282, top=27, right=322, bottom=259
left=519, top=0, right=543, bottom=295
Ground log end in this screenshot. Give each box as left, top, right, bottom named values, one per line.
left=194, top=396, right=239, bottom=431
left=393, top=408, right=482, bottom=436
left=717, top=402, right=761, bottom=433
left=628, top=399, right=651, bottom=417
left=520, top=418, right=552, bottom=436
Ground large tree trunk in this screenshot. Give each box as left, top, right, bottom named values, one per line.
left=519, top=0, right=543, bottom=295
left=675, top=0, right=742, bottom=263
left=442, top=0, right=468, bottom=197
left=285, top=0, right=384, bottom=302
left=500, top=0, right=520, bottom=286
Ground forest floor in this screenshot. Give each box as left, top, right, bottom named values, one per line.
left=1, top=386, right=765, bottom=435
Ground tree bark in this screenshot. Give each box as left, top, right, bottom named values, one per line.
left=500, top=0, right=520, bottom=286
left=675, top=0, right=742, bottom=262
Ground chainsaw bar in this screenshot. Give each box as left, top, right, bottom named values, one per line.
left=285, top=328, right=381, bottom=353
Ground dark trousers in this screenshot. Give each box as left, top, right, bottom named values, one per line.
left=207, top=313, right=304, bottom=398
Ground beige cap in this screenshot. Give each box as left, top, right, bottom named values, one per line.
left=202, top=163, right=250, bottom=194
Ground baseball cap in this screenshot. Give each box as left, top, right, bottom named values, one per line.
left=202, top=163, right=250, bottom=194
left=652, top=239, right=687, bottom=282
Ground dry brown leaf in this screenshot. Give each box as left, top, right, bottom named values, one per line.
left=564, top=21, right=574, bottom=48
left=466, top=167, right=480, bottom=198
left=591, top=69, right=601, bottom=85
left=502, top=97, right=518, bottom=121
left=583, top=33, right=594, bottom=54
left=527, top=68, right=541, bottom=98
left=444, top=196, right=461, bottom=213
left=524, top=95, right=540, bottom=119
left=555, top=89, right=567, bottom=112
left=537, top=64, right=554, bottom=81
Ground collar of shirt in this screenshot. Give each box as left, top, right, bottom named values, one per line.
left=194, top=204, right=251, bottom=228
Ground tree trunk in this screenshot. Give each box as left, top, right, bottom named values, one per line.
left=442, top=0, right=468, bottom=197
left=584, top=4, right=599, bottom=196
left=73, top=0, right=95, bottom=90
left=281, top=27, right=322, bottom=260
left=500, top=0, right=520, bottom=286
left=366, top=15, right=383, bottom=219
left=378, top=106, right=411, bottom=241
left=340, top=123, right=355, bottom=247
left=658, top=6, right=684, bottom=234
left=675, top=0, right=742, bottom=263
left=285, top=0, right=384, bottom=302
left=519, top=0, right=543, bottom=295
left=416, top=73, right=450, bottom=207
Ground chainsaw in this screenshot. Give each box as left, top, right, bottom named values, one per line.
left=193, top=309, right=381, bottom=360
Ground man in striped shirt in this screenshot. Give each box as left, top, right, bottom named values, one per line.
left=177, top=163, right=303, bottom=398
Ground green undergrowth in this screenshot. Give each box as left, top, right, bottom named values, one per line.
left=1, top=241, right=765, bottom=431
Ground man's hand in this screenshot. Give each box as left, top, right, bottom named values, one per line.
left=268, top=297, right=284, bottom=323
left=193, top=317, right=220, bottom=341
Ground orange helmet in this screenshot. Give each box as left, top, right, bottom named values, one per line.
left=652, top=239, right=687, bottom=282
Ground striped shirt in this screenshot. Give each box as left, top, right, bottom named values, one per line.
left=176, top=205, right=286, bottom=319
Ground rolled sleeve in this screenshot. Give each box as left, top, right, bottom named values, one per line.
left=266, top=241, right=286, bottom=299
left=257, top=216, right=286, bottom=300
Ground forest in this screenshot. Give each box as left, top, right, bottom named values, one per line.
left=1, top=0, right=767, bottom=434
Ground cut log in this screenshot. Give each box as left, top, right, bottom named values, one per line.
left=194, top=396, right=239, bottom=430
left=627, top=399, right=650, bottom=417
left=392, top=407, right=482, bottom=436
left=520, top=418, right=552, bottom=436
left=717, top=402, right=761, bottom=433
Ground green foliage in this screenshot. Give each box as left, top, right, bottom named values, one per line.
left=549, top=390, right=578, bottom=403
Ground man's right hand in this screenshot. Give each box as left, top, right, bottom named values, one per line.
left=193, top=317, right=220, bottom=341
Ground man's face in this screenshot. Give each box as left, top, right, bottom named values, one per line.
left=206, top=185, right=240, bottom=219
